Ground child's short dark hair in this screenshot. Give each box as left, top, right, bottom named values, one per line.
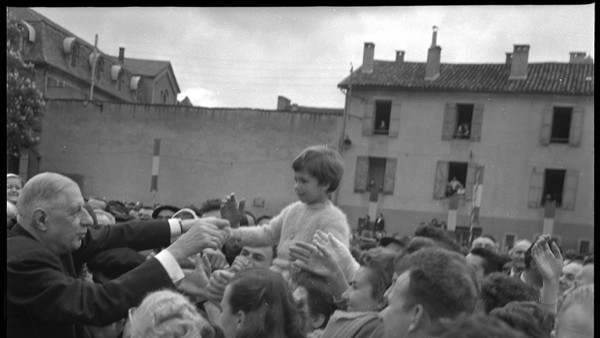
left=291, top=145, right=344, bottom=193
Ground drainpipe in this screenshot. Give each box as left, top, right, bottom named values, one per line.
left=333, top=64, right=353, bottom=206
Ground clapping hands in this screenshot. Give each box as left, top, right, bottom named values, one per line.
left=221, top=193, right=245, bottom=229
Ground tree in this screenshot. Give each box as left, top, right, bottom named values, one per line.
left=6, top=9, right=44, bottom=159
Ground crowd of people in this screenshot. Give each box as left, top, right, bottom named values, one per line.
left=6, top=144, right=594, bottom=338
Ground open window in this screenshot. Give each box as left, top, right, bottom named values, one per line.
left=528, top=167, right=578, bottom=210
left=354, top=156, right=397, bottom=195
left=434, top=161, right=480, bottom=200
left=442, top=102, right=484, bottom=142
left=540, top=105, right=584, bottom=147
left=362, top=99, right=401, bottom=138
left=373, top=100, right=391, bottom=135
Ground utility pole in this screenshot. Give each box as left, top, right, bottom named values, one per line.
left=334, top=64, right=353, bottom=205
left=89, top=34, right=98, bottom=101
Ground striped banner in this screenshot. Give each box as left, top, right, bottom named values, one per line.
left=542, top=200, right=556, bottom=234
left=469, top=165, right=484, bottom=244
left=150, top=138, right=160, bottom=191
left=447, top=193, right=459, bottom=231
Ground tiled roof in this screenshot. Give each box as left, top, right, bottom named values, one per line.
left=338, top=61, right=594, bottom=96
left=105, top=56, right=170, bottom=77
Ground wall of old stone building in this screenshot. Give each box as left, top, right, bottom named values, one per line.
left=37, top=99, right=343, bottom=217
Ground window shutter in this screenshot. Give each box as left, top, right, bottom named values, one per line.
left=528, top=167, right=545, bottom=208
left=562, top=169, right=579, bottom=210
left=568, top=107, right=584, bottom=147
left=388, top=101, right=401, bottom=138
left=464, top=163, right=477, bottom=200
left=442, top=103, right=457, bottom=141
left=354, top=156, right=369, bottom=193
left=470, top=103, right=484, bottom=142
left=383, top=158, right=397, bottom=194
left=362, top=99, right=374, bottom=136
left=540, top=106, right=553, bottom=146
left=433, top=161, right=449, bottom=199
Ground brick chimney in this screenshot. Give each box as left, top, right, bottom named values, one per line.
left=277, top=96, right=291, bottom=110
left=425, top=26, right=441, bottom=81
left=119, top=47, right=125, bottom=64
left=396, top=50, right=405, bottom=64
left=505, top=52, right=512, bottom=65
left=362, top=42, right=375, bottom=74
left=509, top=45, right=529, bottom=80
left=569, top=52, right=587, bottom=63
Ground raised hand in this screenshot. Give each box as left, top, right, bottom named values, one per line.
left=228, top=254, right=251, bottom=273
left=220, top=193, right=246, bottom=229
left=289, top=241, right=341, bottom=278
left=177, top=254, right=212, bottom=298
left=206, top=269, right=235, bottom=303
left=532, top=235, right=563, bottom=283
left=203, top=248, right=229, bottom=271
left=314, top=230, right=359, bottom=280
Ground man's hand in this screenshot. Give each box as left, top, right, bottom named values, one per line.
left=206, top=269, right=235, bottom=303
left=228, top=254, right=251, bottom=273
left=532, top=235, right=563, bottom=283
left=203, top=248, right=229, bottom=271
left=167, top=221, right=228, bottom=264
left=220, top=193, right=245, bottom=229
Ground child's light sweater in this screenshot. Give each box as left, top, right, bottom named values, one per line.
left=238, top=199, right=351, bottom=274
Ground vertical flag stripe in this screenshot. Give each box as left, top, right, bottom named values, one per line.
left=544, top=200, right=556, bottom=218
left=447, top=210, right=457, bottom=231
left=469, top=165, right=483, bottom=244
left=449, top=194, right=459, bottom=210
left=151, top=138, right=160, bottom=191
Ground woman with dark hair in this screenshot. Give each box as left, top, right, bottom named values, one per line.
left=219, top=268, right=305, bottom=338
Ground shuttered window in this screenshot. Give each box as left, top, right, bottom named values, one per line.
left=562, top=169, right=579, bottom=210
left=433, top=161, right=449, bottom=199
left=442, top=102, right=483, bottom=142
left=528, top=167, right=545, bottom=208
left=362, top=99, right=374, bottom=136
left=540, top=106, right=584, bottom=147
left=383, top=158, right=397, bottom=194
left=354, top=156, right=369, bottom=192
left=388, top=101, right=401, bottom=138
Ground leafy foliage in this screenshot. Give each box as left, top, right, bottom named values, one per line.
left=6, top=9, right=45, bottom=157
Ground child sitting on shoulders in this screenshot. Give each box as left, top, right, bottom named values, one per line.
left=223, top=145, right=351, bottom=282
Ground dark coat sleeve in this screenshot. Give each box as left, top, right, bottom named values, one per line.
left=72, top=219, right=171, bottom=265
left=7, top=222, right=175, bottom=327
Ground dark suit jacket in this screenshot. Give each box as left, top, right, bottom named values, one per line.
left=7, top=220, right=175, bottom=338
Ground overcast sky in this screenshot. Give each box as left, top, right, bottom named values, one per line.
left=32, top=6, right=594, bottom=109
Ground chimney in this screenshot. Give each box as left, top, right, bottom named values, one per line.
left=509, top=44, right=529, bottom=80
left=277, top=96, right=291, bottom=110
left=505, top=52, right=512, bottom=65
left=569, top=52, right=587, bottom=64
left=362, top=42, right=375, bottom=74
left=425, top=26, right=442, bottom=81
left=396, top=50, right=405, bottom=64
left=118, top=47, right=125, bottom=64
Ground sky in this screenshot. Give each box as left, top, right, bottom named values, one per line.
left=32, top=6, right=594, bottom=109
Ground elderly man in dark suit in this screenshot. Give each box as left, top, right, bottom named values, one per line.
left=7, top=172, right=229, bottom=338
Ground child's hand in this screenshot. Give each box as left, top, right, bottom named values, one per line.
left=220, top=193, right=245, bottom=228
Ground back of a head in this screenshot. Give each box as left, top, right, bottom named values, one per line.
left=438, top=313, right=528, bottom=338
left=16, top=172, right=76, bottom=224
left=469, top=246, right=510, bottom=276
left=413, top=224, right=462, bottom=253
left=554, top=283, right=594, bottom=338
left=480, top=272, right=539, bottom=314
left=129, top=289, right=213, bottom=338
left=490, top=301, right=554, bottom=338
left=228, top=268, right=304, bottom=338
left=359, top=247, right=397, bottom=301
left=394, top=247, right=479, bottom=323
left=291, top=145, right=344, bottom=193
left=292, top=270, right=336, bottom=330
